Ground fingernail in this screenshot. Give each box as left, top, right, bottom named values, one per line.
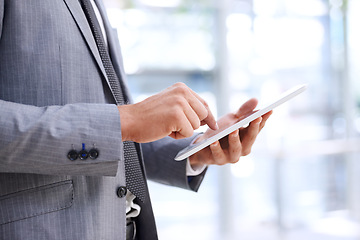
left=231, top=130, right=239, bottom=137
left=211, top=141, right=218, bottom=147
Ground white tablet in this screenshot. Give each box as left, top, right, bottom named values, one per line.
left=174, top=84, right=307, bottom=161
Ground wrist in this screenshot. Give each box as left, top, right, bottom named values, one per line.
left=117, top=104, right=134, bottom=142
left=186, top=158, right=207, bottom=176
left=188, top=134, right=203, bottom=167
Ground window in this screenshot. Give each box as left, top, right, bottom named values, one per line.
left=105, top=0, right=360, bottom=239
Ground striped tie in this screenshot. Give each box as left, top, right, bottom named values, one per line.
left=79, top=0, right=147, bottom=202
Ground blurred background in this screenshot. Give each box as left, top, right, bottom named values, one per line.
left=103, top=0, right=360, bottom=239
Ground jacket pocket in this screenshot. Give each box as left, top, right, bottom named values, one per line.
left=0, top=180, right=74, bottom=225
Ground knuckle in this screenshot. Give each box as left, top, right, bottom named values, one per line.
left=202, top=100, right=209, bottom=108
left=173, top=83, right=188, bottom=94
left=170, top=110, right=183, bottom=122
left=173, top=96, right=186, bottom=107
left=230, top=147, right=241, bottom=156
left=242, top=149, right=251, bottom=156
left=174, top=82, right=186, bottom=87
left=198, top=109, right=208, bottom=120
left=193, top=120, right=201, bottom=130
left=229, top=135, right=239, bottom=144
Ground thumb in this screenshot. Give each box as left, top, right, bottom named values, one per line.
left=235, top=98, right=258, bottom=118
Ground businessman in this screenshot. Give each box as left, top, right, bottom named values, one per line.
left=0, top=0, right=271, bottom=239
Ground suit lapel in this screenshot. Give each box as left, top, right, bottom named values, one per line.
left=94, top=0, right=133, bottom=103
left=63, top=0, right=115, bottom=100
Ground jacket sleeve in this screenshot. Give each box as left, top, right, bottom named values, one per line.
left=141, top=135, right=207, bottom=192
left=0, top=99, right=123, bottom=176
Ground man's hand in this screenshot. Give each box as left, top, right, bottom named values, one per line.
left=117, top=82, right=218, bottom=143
left=189, top=98, right=272, bottom=168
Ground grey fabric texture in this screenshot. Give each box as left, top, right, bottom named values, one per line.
left=0, top=0, right=206, bottom=239
left=80, top=0, right=147, bottom=203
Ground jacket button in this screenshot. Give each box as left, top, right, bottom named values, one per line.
left=78, top=150, right=88, bottom=160
left=117, top=186, right=127, bottom=198
left=67, top=150, right=78, bottom=161
left=89, top=148, right=99, bottom=159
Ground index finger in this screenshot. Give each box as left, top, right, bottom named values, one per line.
left=188, top=88, right=218, bottom=130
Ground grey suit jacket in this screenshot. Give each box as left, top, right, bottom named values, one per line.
left=0, top=0, right=206, bottom=239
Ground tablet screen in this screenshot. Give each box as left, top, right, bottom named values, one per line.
left=174, top=84, right=307, bottom=161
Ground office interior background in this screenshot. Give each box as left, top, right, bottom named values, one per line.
left=103, top=0, right=360, bottom=239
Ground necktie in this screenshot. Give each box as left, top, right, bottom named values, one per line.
left=79, top=0, right=146, bottom=202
